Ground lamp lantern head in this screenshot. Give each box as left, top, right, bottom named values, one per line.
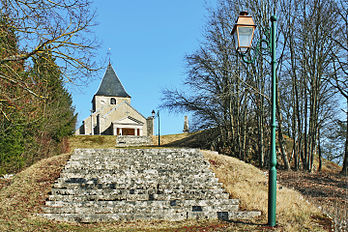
left=231, top=11, right=256, bottom=53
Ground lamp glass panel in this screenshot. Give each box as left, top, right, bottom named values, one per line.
left=238, top=26, right=254, bottom=48
left=233, top=30, right=239, bottom=50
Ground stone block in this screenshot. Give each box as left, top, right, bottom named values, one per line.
left=116, top=136, right=153, bottom=147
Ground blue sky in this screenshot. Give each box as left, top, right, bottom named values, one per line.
left=70, top=0, right=217, bottom=135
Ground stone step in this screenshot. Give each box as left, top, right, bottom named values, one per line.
left=55, top=176, right=219, bottom=182
left=42, top=204, right=239, bottom=214
left=48, top=192, right=230, bottom=201
left=56, top=174, right=217, bottom=182
left=64, top=161, right=208, bottom=168
left=69, top=158, right=203, bottom=163
left=42, top=199, right=240, bottom=214
left=71, top=153, right=202, bottom=157
left=72, top=148, right=201, bottom=156
left=69, top=155, right=204, bottom=161
left=45, top=199, right=240, bottom=207
left=52, top=181, right=223, bottom=190
left=65, top=160, right=207, bottom=167
left=69, top=156, right=203, bottom=162
left=71, top=150, right=202, bottom=156
left=56, top=176, right=219, bottom=186
left=74, top=149, right=199, bottom=152
left=50, top=187, right=226, bottom=196
left=69, top=152, right=204, bottom=158
left=59, top=168, right=213, bottom=176
left=60, top=167, right=212, bottom=174
left=64, top=161, right=210, bottom=169
left=52, top=184, right=222, bottom=192
left=40, top=210, right=261, bottom=222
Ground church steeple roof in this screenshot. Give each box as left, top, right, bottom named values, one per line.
left=95, top=64, right=131, bottom=98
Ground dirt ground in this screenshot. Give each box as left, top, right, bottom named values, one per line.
left=277, top=170, right=347, bottom=231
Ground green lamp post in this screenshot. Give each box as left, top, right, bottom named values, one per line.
left=152, top=110, right=161, bottom=146
left=231, top=11, right=278, bottom=227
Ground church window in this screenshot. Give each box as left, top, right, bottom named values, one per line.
left=110, top=98, right=116, bottom=105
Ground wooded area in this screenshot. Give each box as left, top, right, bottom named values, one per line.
left=0, top=0, right=98, bottom=174
left=162, top=0, right=347, bottom=175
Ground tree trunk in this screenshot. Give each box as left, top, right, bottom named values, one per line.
left=304, top=88, right=309, bottom=170
left=277, top=111, right=291, bottom=170
left=341, top=134, right=348, bottom=176
left=258, top=106, right=265, bottom=167
left=277, top=78, right=291, bottom=170
left=318, top=127, right=322, bottom=172
left=340, top=103, right=348, bottom=176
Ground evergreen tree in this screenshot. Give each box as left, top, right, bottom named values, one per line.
left=32, top=50, right=77, bottom=142
left=0, top=15, right=76, bottom=174
left=0, top=15, right=35, bottom=174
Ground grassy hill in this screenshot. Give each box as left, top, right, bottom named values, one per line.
left=0, top=135, right=342, bottom=231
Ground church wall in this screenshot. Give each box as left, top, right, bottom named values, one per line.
left=76, top=102, right=149, bottom=136
left=80, top=115, right=94, bottom=135
left=94, top=95, right=131, bottom=113
left=100, top=103, right=148, bottom=136
left=102, top=124, right=113, bottom=135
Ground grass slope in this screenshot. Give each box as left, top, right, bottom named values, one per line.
left=0, top=136, right=332, bottom=231
left=202, top=151, right=331, bottom=231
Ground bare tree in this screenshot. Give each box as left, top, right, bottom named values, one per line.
left=162, top=1, right=252, bottom=158
left=162, top=0, right=345, bottom=172
left=277, top=0, right=343, bottom=171
left=0, top=0, right=99, bottom=87
left=331, top=0, right=348, bottom=175
left=0, top=0, right=99, bottom=128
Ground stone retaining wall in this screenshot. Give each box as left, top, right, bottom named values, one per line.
left=116, top=136, right=153, bottom=147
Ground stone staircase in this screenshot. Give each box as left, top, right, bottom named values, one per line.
left=40, top=148, right=260, bottom=222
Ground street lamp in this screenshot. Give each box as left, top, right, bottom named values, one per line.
left=152, top=110, right=160, bottom=146
left=231, top=11, right=256, bottom=54
left=232, top=12, right=278, bottom=227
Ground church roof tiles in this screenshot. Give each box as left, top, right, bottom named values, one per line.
left=95, top=64, right=131, bottom=98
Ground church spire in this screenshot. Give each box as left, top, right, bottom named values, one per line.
left=94, top=64, right=130, bottom=98
left=107, top=48, right=111, bottom=66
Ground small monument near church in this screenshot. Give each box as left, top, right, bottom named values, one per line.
left=75, top=63, right=154, bottom=143
left=183, top=116, right=189, bottom=133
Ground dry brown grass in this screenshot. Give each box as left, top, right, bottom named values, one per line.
left=69, top=135, right=183, bottom=150
left=152, top=133, right=196, bottom=146
left=0, top=152, right=71, bottom=231
left=69, top=135, right=117, bottom=149
left=202, top=150, right=331, bottom=232
left=312, top=155, right=342, bottom=174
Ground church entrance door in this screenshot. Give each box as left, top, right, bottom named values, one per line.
left=122, top=128, right=135, bottom=135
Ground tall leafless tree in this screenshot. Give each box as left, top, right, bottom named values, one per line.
left=162, top=0, right=346, bottom=172
left=0, top=0, right=99, bottom=93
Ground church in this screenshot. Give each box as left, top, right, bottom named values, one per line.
left=75, top=63, right=153, bottom=136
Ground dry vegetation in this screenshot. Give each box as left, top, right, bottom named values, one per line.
left=202, top=151, right=332, bottom=232
left=0, top=135, right=336, bottom=231
left=277, top=170, right=347, bottom=231
left=152, top=133, right=199, bottom=147
left=68, top=135, right=118, bottom=149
